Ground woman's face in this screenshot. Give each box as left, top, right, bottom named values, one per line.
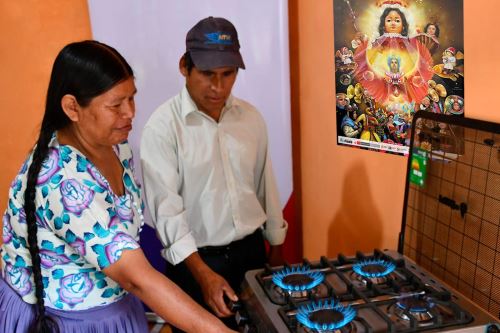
left=426, top=25, right=436, bottom=36
left=385, top=10, right=403, bottom=34
left=75, top=77, right=137, bottom=146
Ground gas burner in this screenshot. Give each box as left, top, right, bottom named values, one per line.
left=352, top=258, right=396, bottom=284
left=272, top=266, right=324, bottom=298
left=296, top=299, right=356, bottom=332
left=391, top=295, right=436, bottom=323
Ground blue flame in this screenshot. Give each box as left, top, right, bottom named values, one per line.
left=296, top=299, right=356, bottom=330
left=352, top=258, right=396, bottom=278
left=396, top=297, right=435, bottom=312
left=272, top=266, right=324, bottom=291
left=396, top=303, right=428, bottom=312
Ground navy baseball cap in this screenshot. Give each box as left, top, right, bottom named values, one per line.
left=186, top=16, right=245, bottom=70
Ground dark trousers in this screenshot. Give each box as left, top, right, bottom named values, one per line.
left=165, top=229, right=266, bottom=332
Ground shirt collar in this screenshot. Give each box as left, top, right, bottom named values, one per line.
left=180, top=85, right=239, bottom=120
left=180, top=86, right=198, bottom=119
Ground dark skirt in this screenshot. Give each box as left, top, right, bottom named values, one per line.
left=0, top=276, right=149, bottom=333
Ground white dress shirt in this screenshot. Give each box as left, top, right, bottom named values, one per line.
left=140, top=86, right=288, bottom=265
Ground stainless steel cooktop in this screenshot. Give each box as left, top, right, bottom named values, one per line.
left=236, top=249, right=500, bottom=332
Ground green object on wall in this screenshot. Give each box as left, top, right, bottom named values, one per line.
left=409, top=148, right=428, bottom=187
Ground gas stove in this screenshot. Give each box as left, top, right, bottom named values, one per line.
left=235, top=249, right=500, bottom=332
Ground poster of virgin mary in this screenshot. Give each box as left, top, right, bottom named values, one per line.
left=334, top=0, right=464, bottom=155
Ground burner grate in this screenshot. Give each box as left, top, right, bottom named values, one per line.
left=249, top=247, right=493, bottom=332
left=296, top=299, right=356, bottom=331
left=257, top=251, right=427, bottom=306
left=393, top=295, right=436, bottom=322
left=352, top=258, right=396, bottom=284
left=353, top=259, right=396, bottom=278
left=272, top=266, right=325, bottom=292
left=279, top=292, right=474, bottom=333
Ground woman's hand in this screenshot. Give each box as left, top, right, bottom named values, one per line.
left=103, top=248, right=233, bottom=333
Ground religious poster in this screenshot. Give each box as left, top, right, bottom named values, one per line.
left=334, top=0, right=464, bottom=155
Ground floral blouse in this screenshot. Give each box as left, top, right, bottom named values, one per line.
left=1, top=135, right=145, bottom=311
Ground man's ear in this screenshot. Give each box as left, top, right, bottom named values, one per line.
left=179, top=57, right=188, bottom=77
left=61, top=94, right=80, bottom=122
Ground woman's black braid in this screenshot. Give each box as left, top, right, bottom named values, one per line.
left=24, top=119, right=59, bottom=333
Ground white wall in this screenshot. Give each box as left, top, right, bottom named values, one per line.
left=87, top=1, right=293, bottom=228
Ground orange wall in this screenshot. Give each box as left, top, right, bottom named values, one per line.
left=293, top=0, right=500, bottom=259
left=0, top=1, right=91, bottom=217
left=1, top=1, right=499, bottom=260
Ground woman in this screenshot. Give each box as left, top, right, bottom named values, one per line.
left=0, top=40, right=235, bottom=333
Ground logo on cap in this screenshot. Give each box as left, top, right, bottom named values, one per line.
left=205, top=32, right=233, bottom=45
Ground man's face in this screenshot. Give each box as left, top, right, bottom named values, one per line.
left=181, top=63, right=238, bottom=117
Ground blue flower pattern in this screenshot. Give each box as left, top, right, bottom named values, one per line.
left=0, top=136, right=142, bottom=310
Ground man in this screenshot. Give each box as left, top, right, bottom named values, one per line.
left=140, top=16, right=287, bottom=330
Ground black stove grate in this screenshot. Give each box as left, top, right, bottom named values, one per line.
left=257, top=249, right=426, bottom=306
left=236, top=249, right=500, bottom=332
left=278, top=276, right=473, bottom=332
left=279, top=297, right=473, bottom=333
left=254, top=249, right=475, bottom=332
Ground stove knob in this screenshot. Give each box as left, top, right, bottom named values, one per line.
left=235, top=310, right=248, bottom=325
left=228, top=300, right=242, bottom=312
left=224, top=295, right=242, bottom=312
left=239, top=324, right=257, bottom=333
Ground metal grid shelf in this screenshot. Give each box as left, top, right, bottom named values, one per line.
left=399, top=112, right=500, bottom=319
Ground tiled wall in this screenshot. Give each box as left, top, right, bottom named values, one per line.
left=404, top=120, right=500, bottom=318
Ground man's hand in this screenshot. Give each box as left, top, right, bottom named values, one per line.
left=198, top=269, right=237, bottom=317
left=184, top=252, right=238, bottom=317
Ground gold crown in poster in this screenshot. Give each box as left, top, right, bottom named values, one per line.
left=376, top=0, right=408, bottom=7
